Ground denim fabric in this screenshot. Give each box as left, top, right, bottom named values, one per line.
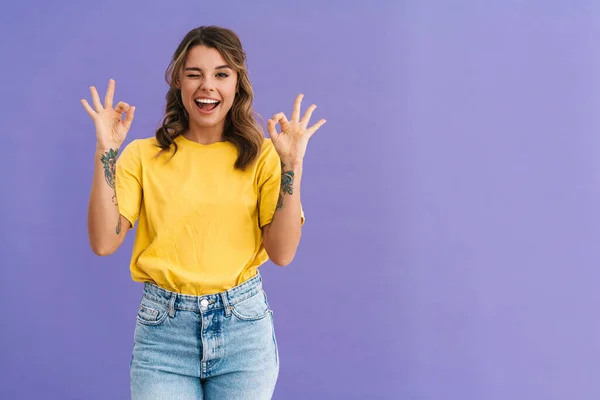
left=130, top=273, right=279, bottom=399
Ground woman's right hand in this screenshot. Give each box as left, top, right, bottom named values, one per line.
left=81, top=79, right=135, bottom=150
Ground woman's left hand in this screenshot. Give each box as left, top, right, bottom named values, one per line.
left=267, top=94, right=326, bottom=166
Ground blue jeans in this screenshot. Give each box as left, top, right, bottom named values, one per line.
left=130, top=273, right=279, bottom=399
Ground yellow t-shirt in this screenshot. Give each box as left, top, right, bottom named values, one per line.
left=115, top=134, right=304, bottom=295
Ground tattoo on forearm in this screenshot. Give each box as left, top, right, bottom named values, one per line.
left=100, top=148, right=121, bottom=234
left=100, top=148, right=118, bottom=190
left=276, top=161, right=295, bottom=210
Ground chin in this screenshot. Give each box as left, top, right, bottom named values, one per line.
left=191, top=114, right=226, bottom=127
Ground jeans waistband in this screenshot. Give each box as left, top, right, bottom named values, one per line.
left=140, top=273, right=263, bottom=313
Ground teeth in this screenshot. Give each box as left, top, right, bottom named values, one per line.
left=195, top=99, right=219, bottom=104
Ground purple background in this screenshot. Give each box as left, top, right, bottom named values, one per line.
left=2, top=0, right=600, bottom=399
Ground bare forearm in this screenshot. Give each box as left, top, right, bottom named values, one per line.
left=88, top=146, right=127, bottom=255
left=264, top=160, right=303, bottom=266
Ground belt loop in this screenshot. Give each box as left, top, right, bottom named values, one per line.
left=168, top=292, right=177, bottom=318
left=221, top=291, right=231, bottom=317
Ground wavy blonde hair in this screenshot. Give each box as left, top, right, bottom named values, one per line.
left=155, top=26, right=264, bottom=170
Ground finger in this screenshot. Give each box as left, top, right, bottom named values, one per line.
left=266, top=118, right=279, bottom=139
left=300, top=104, right=317, bottom=128
left=104, top=79, right=115, bottom=109
left=80, top=99, right=97, bottom=119
left=114, top=101, right=130, bottom=127
left=272, top=112, right=290, bottom=132
left=115, top=101, right=130, bottom=115
left=306, top=119, right=327, bottom=138
left=90, top=86, right=103, bottom=112
left=291, top=94, right=303, bottom=122
left=122, top=106, right=135, bottom=130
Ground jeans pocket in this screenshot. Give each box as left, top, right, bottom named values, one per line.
left=136, top=297, right=169, bottom=326
left=230, top=290, right=271, bottom=321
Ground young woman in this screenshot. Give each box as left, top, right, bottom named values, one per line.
left=81, top=25, right=326, bottom=399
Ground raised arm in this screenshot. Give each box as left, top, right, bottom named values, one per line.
left=263, top=94, right=326, bottom=266
left=81, top=79, right=135, bottom=256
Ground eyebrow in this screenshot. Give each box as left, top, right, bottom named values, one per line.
left=184, top=65, right=232, bottom=72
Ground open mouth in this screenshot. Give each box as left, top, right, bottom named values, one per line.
left=194, top=98, right=220, bottom=112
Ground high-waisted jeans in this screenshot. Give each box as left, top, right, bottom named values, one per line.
left=130, top=273, right=279, bottom=399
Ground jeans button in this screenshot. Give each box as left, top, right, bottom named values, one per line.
left=200, top=299, right=209, bottom=308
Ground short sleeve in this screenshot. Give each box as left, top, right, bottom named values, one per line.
left=115, top=140, right=143, bottom=229
left=257, top=140, right=305, bottom=228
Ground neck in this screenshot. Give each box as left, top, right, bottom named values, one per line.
left=183, top=121, right=226, bottom=145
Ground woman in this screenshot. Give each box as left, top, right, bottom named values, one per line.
left=81, top=25, right=326, bottom=399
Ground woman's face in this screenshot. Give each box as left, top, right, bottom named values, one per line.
left=178, top=45, right=238, bottom=132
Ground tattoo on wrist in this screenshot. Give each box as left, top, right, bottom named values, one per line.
left=276, top=161, right=295, bottom=210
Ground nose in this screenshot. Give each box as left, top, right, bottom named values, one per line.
left=199, top=75, right=215, bottom=92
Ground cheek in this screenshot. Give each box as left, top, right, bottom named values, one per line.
left=179, top=83, right=199, bottom=112
left=225, top=84, right=238, bottom=104
left=180, top=82, right=195, bottom=99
